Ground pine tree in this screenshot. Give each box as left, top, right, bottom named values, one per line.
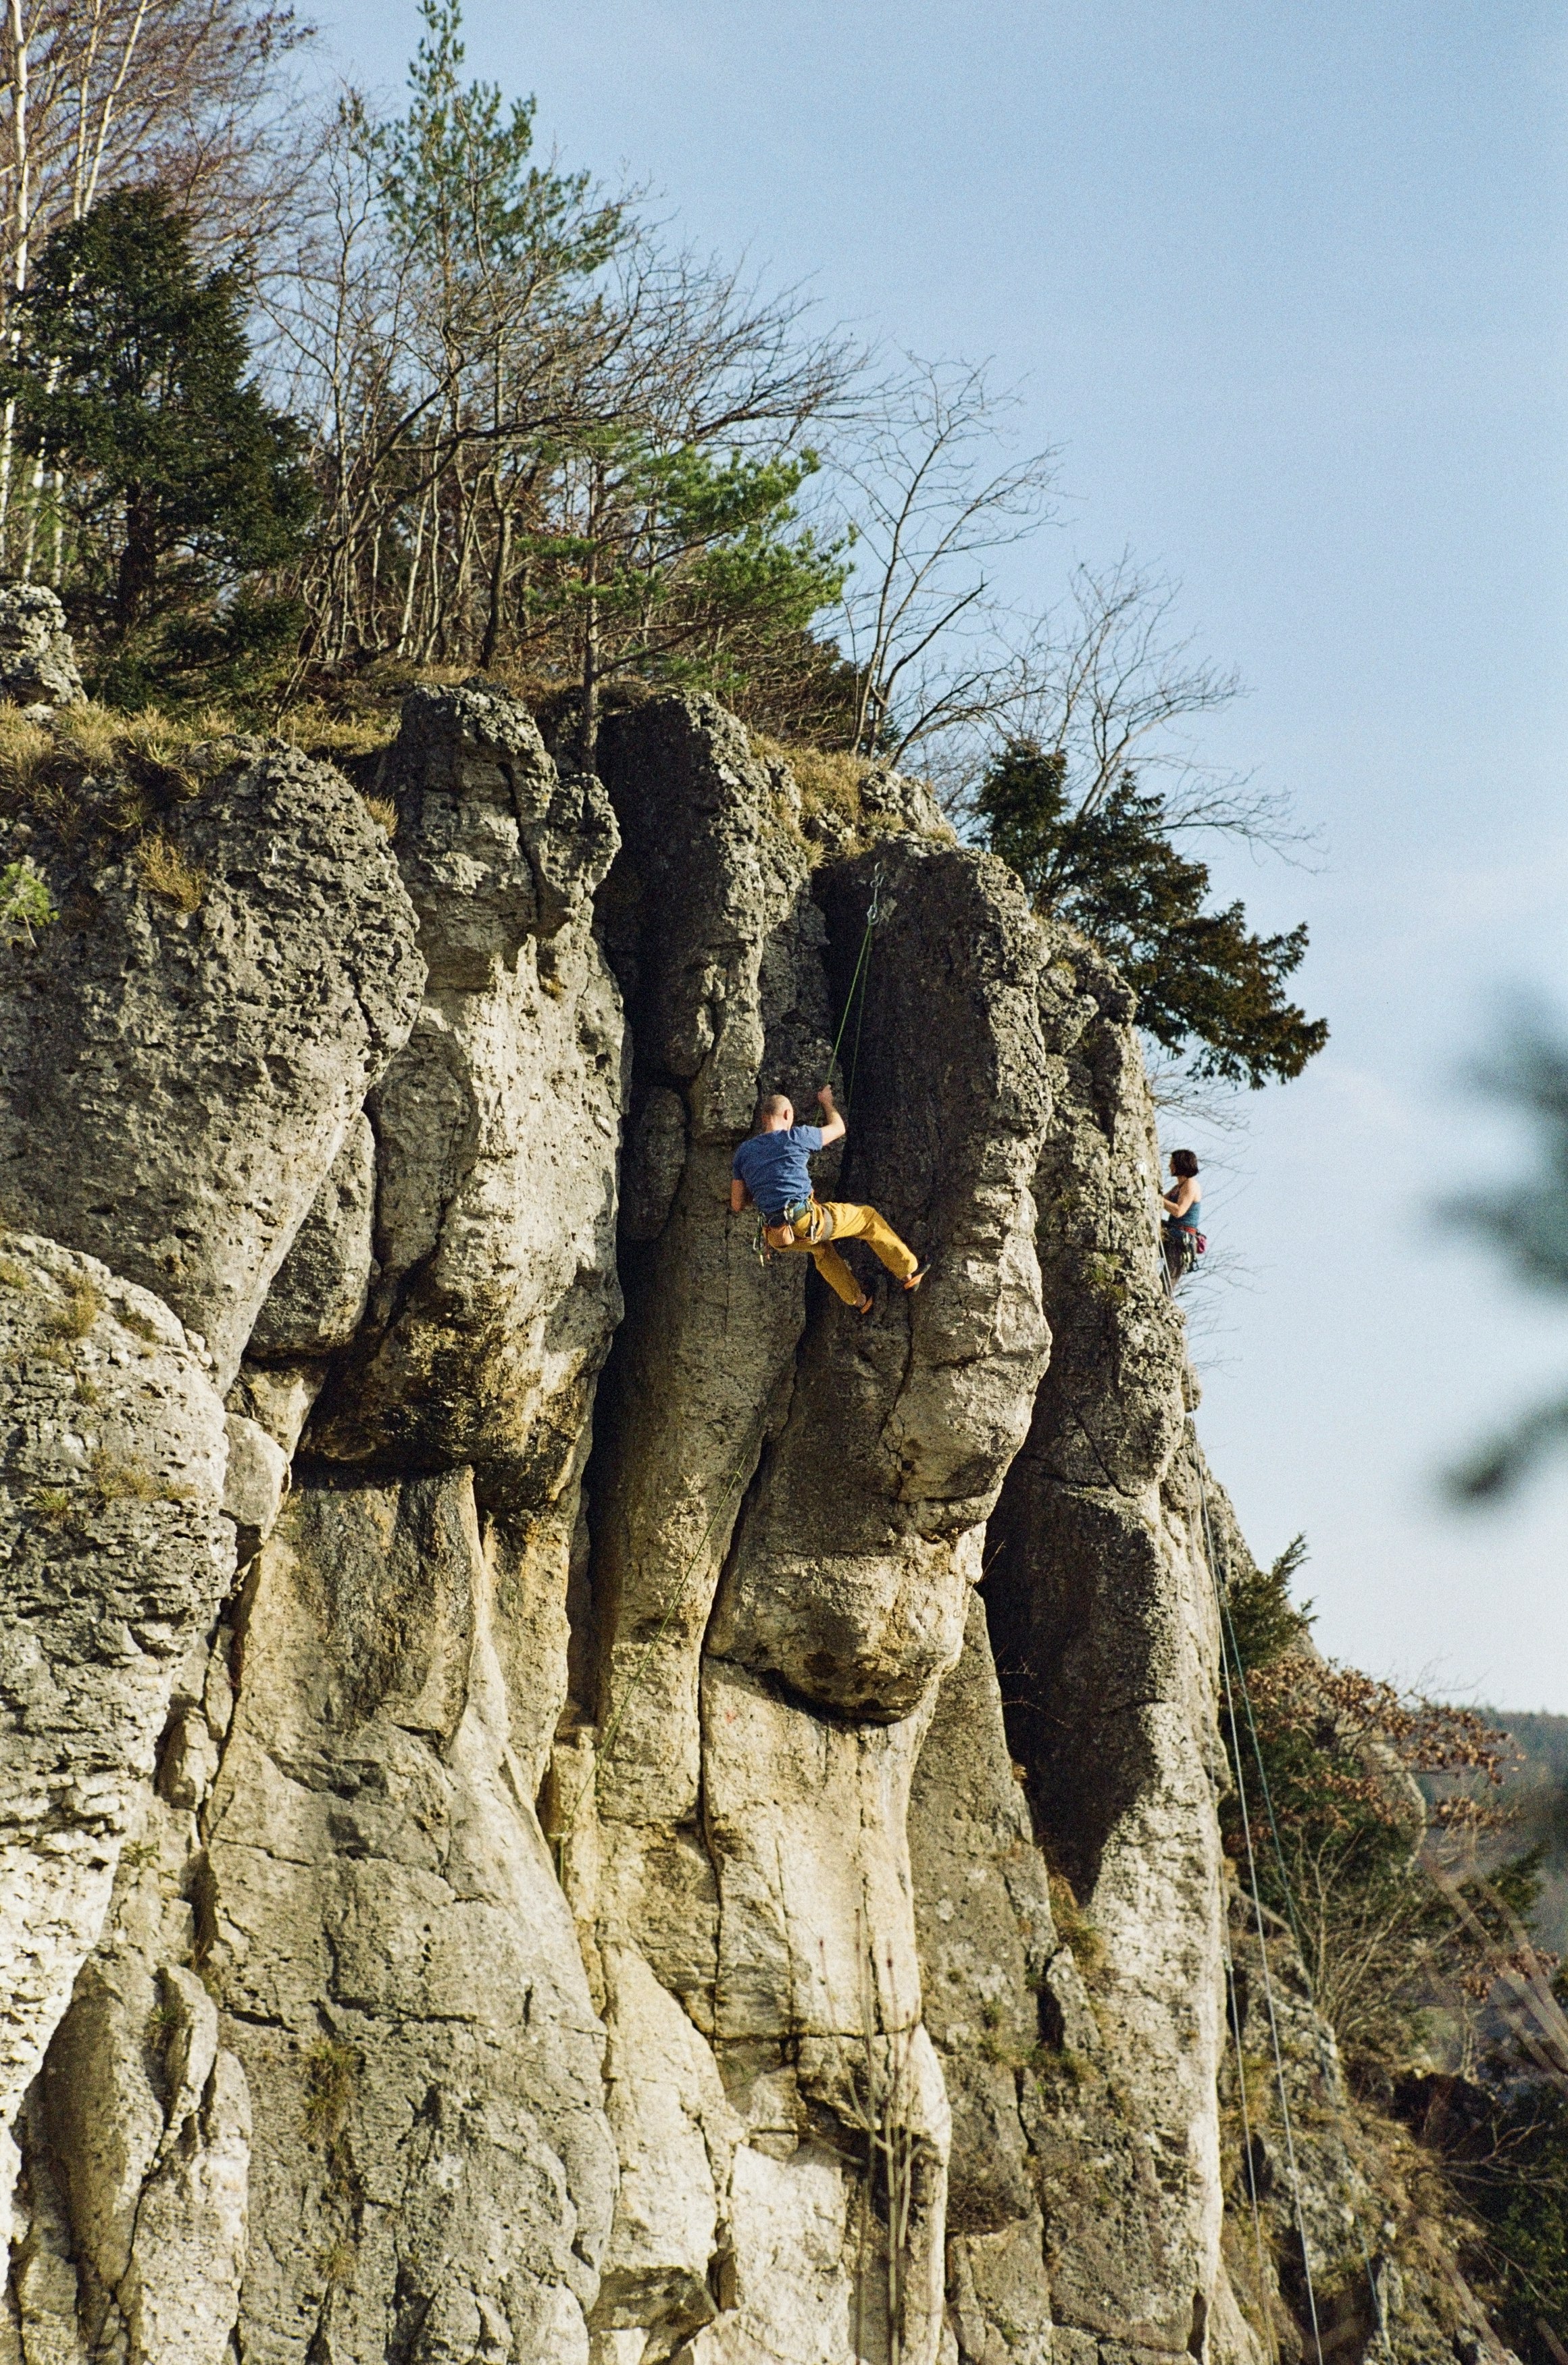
left=976, top=739, right=1327, bottom=1088
left=7, top=187, right=312, bottom=657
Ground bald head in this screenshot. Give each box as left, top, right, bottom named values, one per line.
left=757, top=1093, right=793, bottom=1132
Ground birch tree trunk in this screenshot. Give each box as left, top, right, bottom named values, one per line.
left=0, top=0, right=33, bottom=568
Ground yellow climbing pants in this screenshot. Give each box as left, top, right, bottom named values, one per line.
left=765, top=1198, right=920, bottom=1305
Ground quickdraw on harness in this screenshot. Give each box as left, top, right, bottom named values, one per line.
left=752, top=866, right=884, bottom=1270
left=1165, top=1218, right=1207, bottom=1278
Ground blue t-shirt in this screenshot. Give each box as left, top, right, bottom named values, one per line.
left=732, top=1125, right=825, bottom=1218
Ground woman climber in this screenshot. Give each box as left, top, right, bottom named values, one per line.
left=729, top=1085, right=928, bottom=1312
left=1160, top=1148, right=1205, bottom=1286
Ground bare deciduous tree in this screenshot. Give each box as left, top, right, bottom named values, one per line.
left=261, top=49, right=859, bottom=745
left=992, top=551, right=1317, bottom=860
left=825, top=355, right=1057, bottom=766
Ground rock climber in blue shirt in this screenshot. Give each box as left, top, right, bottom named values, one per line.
left=729, top=1085, right=927, bottom=1313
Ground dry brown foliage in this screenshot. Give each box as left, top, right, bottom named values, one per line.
left=135, top=831, right=206, bottom=912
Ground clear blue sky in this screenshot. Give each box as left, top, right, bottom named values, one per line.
left=315, top=0, right=1568, bottom=1708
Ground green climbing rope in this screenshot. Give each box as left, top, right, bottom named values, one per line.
left=823, top=864, right=884, bottom=1112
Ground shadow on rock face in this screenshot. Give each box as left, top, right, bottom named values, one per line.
left=707, top=839, right=1053, bottom=1722
left=305, top=682, right=624, bottom=1499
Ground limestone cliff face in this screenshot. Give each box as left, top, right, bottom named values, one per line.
left=0, top=675, right=1349, bottom=2364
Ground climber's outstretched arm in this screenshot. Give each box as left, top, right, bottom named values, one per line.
left=730, top=1177, right=750, bottom=1214
left=815, top=1085, right=846, bottom=1148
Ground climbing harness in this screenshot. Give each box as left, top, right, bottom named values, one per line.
left=1175, top=1222, right=1207, bottom=1272
left=1163, top=1217, right=1207, bottom=1282
left=756, top=1197, right=836, bottom=1263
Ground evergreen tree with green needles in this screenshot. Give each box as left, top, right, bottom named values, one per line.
left=977, top=738, right=1327, bottom=1087
left=7, top=187, right=312, bottom=687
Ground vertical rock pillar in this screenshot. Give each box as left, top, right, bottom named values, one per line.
left=983, top=935, right=1230, bottom=2362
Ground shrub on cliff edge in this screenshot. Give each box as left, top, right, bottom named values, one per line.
left=977, top=739, right=1327, bottom=1089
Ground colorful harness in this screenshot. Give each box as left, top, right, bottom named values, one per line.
left=755, top=1195, right=836, bottom=1265
left=1165, top=1216, right=1207, bottom=1274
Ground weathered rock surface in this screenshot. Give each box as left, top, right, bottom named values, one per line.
left=0, top=588, right=83, bottom=709
left=246, top=1112, right=376, bottom=1361
left=205, top=1472, right=616, bottom=2364
left=707, top=844, right=1051, bottom=1720
left=0, top=745, right=425, bottom=1390
left=36, top=1947, right=251, bottom=2365
left=586, top=692, right=832, bottom=1834
left=982, top=933, right=1231, bottom=2359
left=1, top=678, right=1446, bottom=2365
left=553, top=708, right=1062, bottom=2364
left=909, top=1597, right=1053, bottom=2267
left=0, top=1235, right=230, bottom=2249
left=309, top=682, right=623, bottom=1501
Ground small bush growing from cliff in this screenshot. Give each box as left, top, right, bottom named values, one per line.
left=1219, top=1539, right=1532, bottom=2089
left=0, top=856, right=57, bottom=946
left=47, top=1281, right=102, bottom=1340
left=145, top=1991, right=186, bottom=2049
left=751, top=732, right=867, bottom=849
left=770, top=742, right=864, bottom=829
left=302, top=2037, right=359, bottom=2142
left=320, top=2239, right=357, bottom=2289
left=91, top=1450, right=163, bottom=1503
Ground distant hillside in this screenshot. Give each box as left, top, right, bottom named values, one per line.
left=1483, top=1708, right=1568, bottom=1956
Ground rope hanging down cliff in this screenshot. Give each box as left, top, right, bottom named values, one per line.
left=1156, top=1221, right=1325, bottom=2360
left=824, top=862, right=885, bottom=1114
left=557, top=870, right=900, bottom=1865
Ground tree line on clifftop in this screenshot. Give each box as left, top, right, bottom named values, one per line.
left=0, top=0, right=1323, bottom=1091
